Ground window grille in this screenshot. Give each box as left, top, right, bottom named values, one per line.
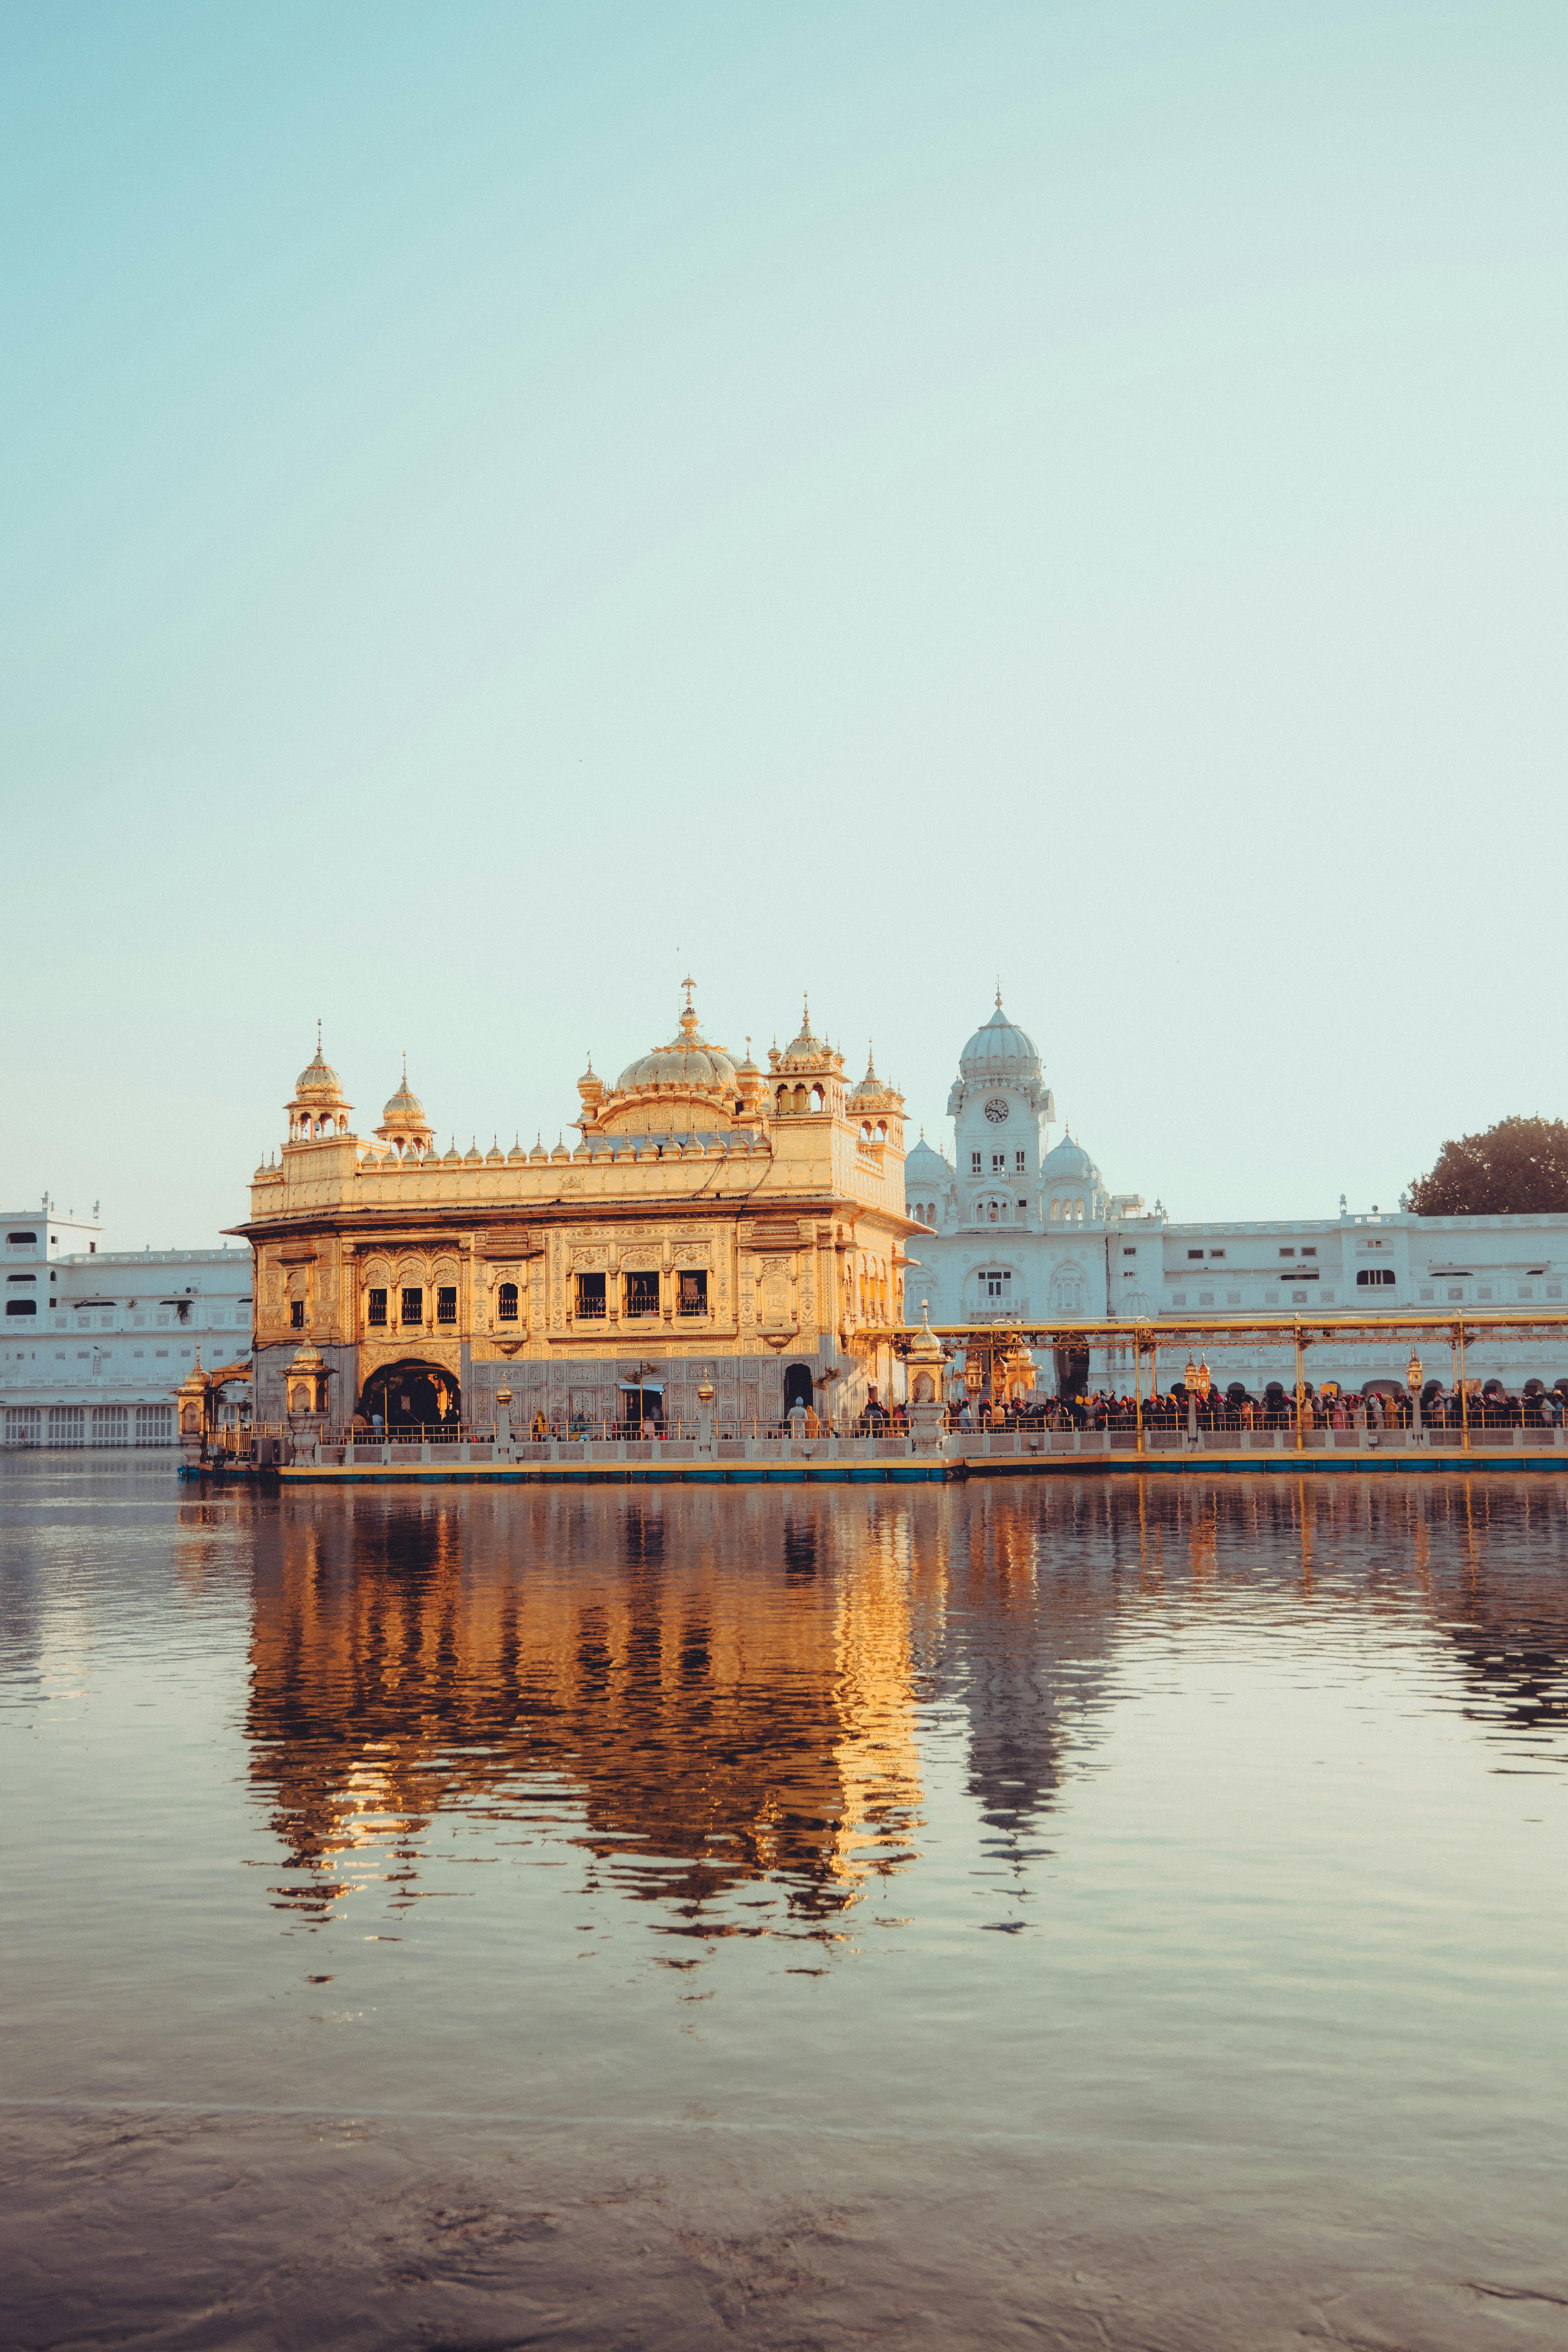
left=575, top=1273, right=606, bottom=1318
left=400, top=1287, right=422, bottom=1325
left=498, top=1282, right=518, bottom=1321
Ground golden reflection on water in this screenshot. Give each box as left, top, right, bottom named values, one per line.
left=212, top=1475, right=1568, bottom=1934
left=242, top=1492, right=939, bottom=1930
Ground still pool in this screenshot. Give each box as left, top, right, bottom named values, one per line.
left=2, top=1458, right=1566, bottom=2348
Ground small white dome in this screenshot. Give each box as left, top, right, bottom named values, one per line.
left=905, top=1134, right=952, bottom=1177
left=1043, top=1132, right=1099, bottom=1184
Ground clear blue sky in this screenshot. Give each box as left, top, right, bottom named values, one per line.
left=4, top=2, right=1564, bottom=1248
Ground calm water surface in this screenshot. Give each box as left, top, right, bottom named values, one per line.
left=2, top=1458, right=1567, bottom=2348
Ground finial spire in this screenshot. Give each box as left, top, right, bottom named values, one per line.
left=317, top=1016, right=323, bottom=1052
left=995, top=980, right=1002, bottom=1009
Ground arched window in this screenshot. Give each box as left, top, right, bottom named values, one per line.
left=1049, top=1198, right=1061, bottom=1220
left=776, top=1086, right=789, bottom=1113
left=811, top=1084, right=824, bottom=1110
left=498, top=1282, right=518, bottom=1321
left=877, top=1119, right=887, bottom=1140
left=1075, top=1197, right=1085, bottom=1220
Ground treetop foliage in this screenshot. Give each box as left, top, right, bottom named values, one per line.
left=1409, top=1115, right=1568, bottom=1216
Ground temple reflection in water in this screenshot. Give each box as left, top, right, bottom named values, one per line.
left=244, top=1489, right=941, bottom=1928
left=231, top=1478, right=1568, bottom=1933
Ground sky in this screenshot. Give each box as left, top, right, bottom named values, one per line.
left=3, top=1, right=1565, bottom=1250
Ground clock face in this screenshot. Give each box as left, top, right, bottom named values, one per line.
left=983, top=1098, right=1009, bottom=1125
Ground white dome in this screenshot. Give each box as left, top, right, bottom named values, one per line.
left=1043, top=1133, right=1100, bottom=1184
left=905, top=1134, right=952, bottom=1177
left=958, top=997, right=1041, bottom=1083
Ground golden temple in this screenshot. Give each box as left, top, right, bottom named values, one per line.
left=233, top=985, right=917, bottom=1433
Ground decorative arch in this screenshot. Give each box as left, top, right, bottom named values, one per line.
left=1049, top=1263, right=1086, bottom=1314
left=358, top=1359, right=461, bottom=1432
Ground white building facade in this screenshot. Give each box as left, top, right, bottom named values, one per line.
left=903, top=1002, right=1568, bottom=1398
left=1, top=1203, right=252, bottom=1447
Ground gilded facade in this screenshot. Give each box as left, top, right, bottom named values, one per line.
left=235, top=988, right=916, bottom=1430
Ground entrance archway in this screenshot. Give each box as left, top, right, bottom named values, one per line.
left=359, top=1360, right=460, bottom=1432
left=618, top=1383, right=663, bottom=1432
left=783, top=1362, right=814, bottom=1413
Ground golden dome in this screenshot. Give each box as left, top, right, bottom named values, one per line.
left=294, top=1030, right=344, bottom=1099
left=381, top=1054, right=426, bottom=1127
left=615, top=982, right=738, bottom=1096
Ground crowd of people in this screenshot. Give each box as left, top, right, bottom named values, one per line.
left=945, top=1376, right=1568, bottom=1435
left=364, top=1376, right=1568, bottom=1445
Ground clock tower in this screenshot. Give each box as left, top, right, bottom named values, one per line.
left=946, top=994, right=1054, bottom=1221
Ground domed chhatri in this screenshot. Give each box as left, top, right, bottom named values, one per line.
left=286, top=1023, right=352, bottom=1142
left=780, top=994, right=825, bottom=1066
left=381, top=1055, right=426, bottom=1128
left=294, top=1019, right=345, bottom=1100
left=848, top=1045, right=883, bottom=1108
left=376, top=1052, right=434, bottom=1161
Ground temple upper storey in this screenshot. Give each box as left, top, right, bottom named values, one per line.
left=245, top=984, right=908, bottom=1231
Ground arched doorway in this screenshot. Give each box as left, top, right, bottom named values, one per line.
left=359, top=1360, right=461, bottom=1432
left=618, top=1382, right=663, bottom=1432
left=1053, top=1345, right=1089, bottom=1401
left=783, top=1362, right=814, bottom=1413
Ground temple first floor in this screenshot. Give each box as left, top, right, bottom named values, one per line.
left=252, top=1336, right=894, bottom=1433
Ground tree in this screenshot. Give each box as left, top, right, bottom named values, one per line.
left=1408, top=1116, right=1568, bottom=1216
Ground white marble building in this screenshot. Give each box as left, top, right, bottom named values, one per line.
left=903, top=1001, right=1568, bottom=1397
left=1, top=1203, right=252, bottom=1446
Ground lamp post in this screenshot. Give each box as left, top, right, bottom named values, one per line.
left=1407, top=1351, right=1423, bottom=1443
